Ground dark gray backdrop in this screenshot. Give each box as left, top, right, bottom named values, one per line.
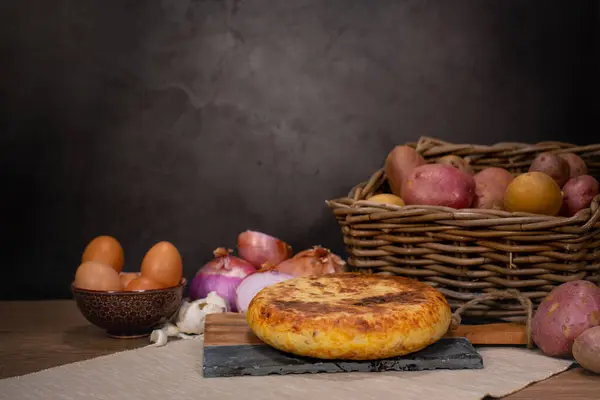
left=1, top=0, right=598, bottom=299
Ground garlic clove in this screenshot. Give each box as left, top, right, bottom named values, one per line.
left=176, top=301, right=206, bottom=335
left=148, top=321, right=181, bottom=347
left=163, top=322, right=180, bottom=337
left=149, top=292, right=228, bottom=346
left=177, top=299, right=191, bottom=321
left=150, top=329, right=168, bottom=347
left=175, top=291, right=228, bottom=335
left=205, top=291, right=230, bottom=313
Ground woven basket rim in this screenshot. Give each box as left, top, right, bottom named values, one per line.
left=406, top=136, right=600, bottom=158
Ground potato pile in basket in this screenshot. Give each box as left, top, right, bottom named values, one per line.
left=376, top=145, right=597, bottom=217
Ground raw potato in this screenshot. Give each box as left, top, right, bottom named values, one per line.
left=531, top=280, right=600, bottom=358
left=573, top=326, right=600, bottom=374
left=437, top=155, right=473, bottom=175
left=503, top=172, right=563, bottom=216
left=559, top=152, right=588, bottom=178
left=366, top=193, right=405, bottom=206
left=401, top=164, right=475, bottom=209
left=560, top=175, right=600, bottom=217
left=384, top=146, right=426, bottom=196
left=529, top=152, right=570, bottom=188
left=472, top=167, right=514, bottom=209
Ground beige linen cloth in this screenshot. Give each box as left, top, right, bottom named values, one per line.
left=0, top=337, right=572, bottom=400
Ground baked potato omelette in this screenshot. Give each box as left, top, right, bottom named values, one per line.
left=247, top=273, right=451, bottom=360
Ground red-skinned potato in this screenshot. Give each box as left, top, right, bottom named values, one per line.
left=437, top=155, right=473, bottom=175
left=401, top=164, right=475, bottom=209
left=573, top=326, right=600, bottom=374
left=531, top=280, right=600, bottom=358
left=384, top=146, right=426, bottom=196
left=529, top=152, right=570, bottom=187
left=559, top=152, right=588, bottom=178
left=472, top=167, right=514, bottom=210
left=560, top=175, right=600, bottom=217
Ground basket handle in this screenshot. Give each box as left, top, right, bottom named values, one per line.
left=450, top=289, right=533, bottom=348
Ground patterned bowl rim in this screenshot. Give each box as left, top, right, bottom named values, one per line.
left=71, top=278, right=187, bottom=295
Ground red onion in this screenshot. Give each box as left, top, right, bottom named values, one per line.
left=274, top=246, right=346, bottom=277
left=237, top=230, right=292, bottom=268
left=190, top=247, right=256, bottom=312
left=235, top=271, right=295, bottom=313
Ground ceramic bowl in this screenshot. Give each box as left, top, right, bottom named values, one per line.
left=71, top=279, right=186, bottom=338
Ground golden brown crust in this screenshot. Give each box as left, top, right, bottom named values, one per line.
left=247, top=273, right=452, bottom=360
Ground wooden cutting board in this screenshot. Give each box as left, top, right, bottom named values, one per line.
left=204, top=312, right=528, bottom=347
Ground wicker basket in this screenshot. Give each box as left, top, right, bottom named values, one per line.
left=327, top=137, right=600, bottom=320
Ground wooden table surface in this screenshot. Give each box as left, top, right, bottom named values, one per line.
left=0, top=301, right=598, bottom=399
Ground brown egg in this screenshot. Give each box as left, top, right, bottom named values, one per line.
left=82, top=236, right=124, bottom=273
left=119, top=272, right=140, bottom=288
left=74, top=261, right=123, bottom=291
left=125, top=276, right=164, bottom=291
left=140, top=241, right=183, bottom=288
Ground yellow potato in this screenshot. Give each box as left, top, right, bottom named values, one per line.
left=367, top=193, right=405, bottom=206
left=504, top=172, right=562, bottom=216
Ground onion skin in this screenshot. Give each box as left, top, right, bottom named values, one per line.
left=235, top=271, right=295, bottom=313
left=273, top=246, right=346, bottom=277
left=237, top=230, right=292, bottom=268
left=190, top=247, right=256, bottom=312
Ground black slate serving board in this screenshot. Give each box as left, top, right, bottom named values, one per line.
left=203, top=338, right=483, bottom=378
